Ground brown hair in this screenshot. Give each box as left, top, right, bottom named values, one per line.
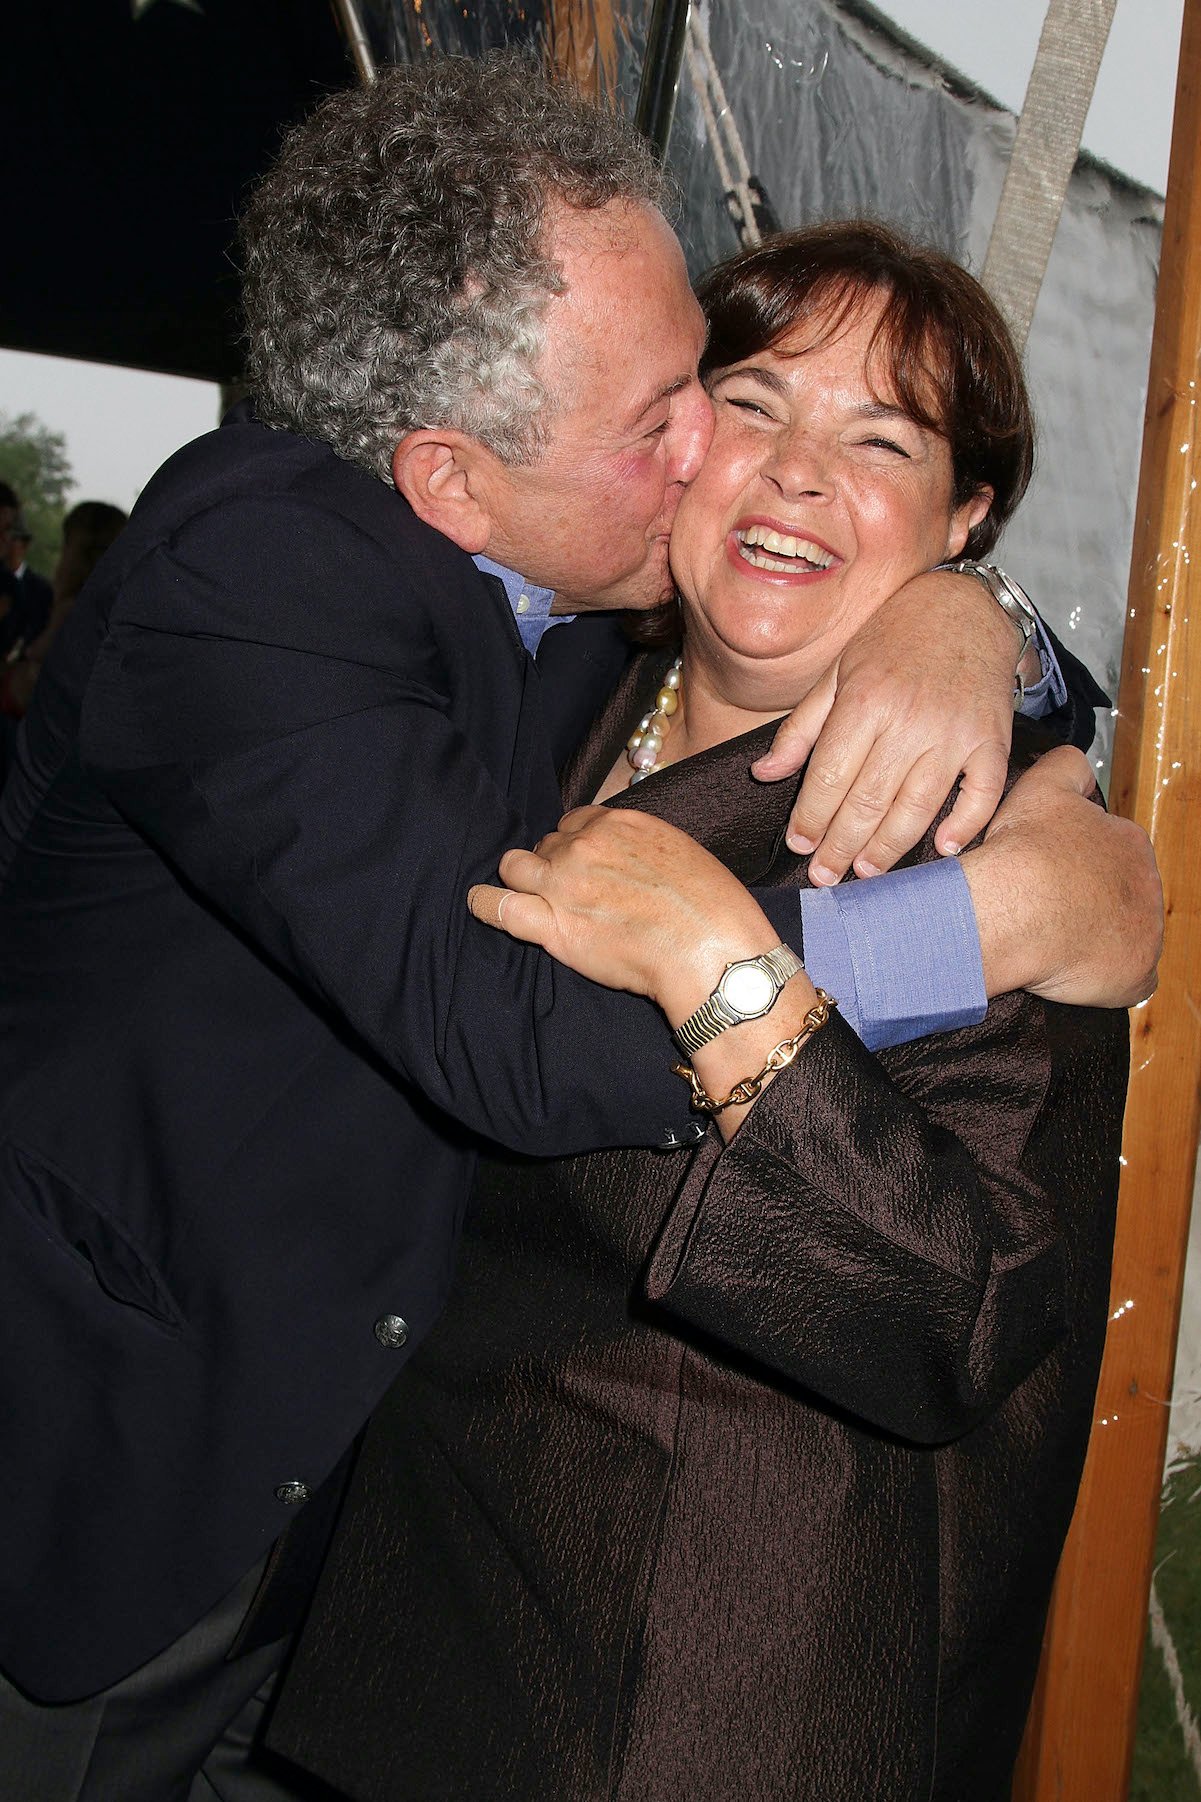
left=626, top=220, right=1034, bottom=647
left=699, top=220, right=1033, bottom=556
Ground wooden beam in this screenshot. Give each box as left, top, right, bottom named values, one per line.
left=1012, top=2, right=1201, bottom=1795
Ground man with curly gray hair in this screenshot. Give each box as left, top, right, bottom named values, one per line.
left=0, top=49, right=1134, bottom=1802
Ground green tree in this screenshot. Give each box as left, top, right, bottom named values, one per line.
left=0, top=412, right=74, bottom=581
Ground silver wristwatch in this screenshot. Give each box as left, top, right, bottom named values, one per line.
left=674, top=945, right=804, bottom=1058
left=936, top=560, right=1039, bottom=658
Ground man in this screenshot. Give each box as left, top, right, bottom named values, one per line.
left=0, top=54, right=1155, bottom=1800
left=1, top=509, right=53, bottom=659
left=0, top=482, right=20, bottom=637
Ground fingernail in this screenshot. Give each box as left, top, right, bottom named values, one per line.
left=751, top=757, right=781, bottom=779
left=854, top=860, right=880, bottom=879
left=787, top=832, right=816, bottom=854
left=809, top=863, right=835, bottom=886
left=941, top=840, right=961, bottom=857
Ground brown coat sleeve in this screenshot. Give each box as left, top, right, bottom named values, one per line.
left=645, top=992, right=1127, bottom=1444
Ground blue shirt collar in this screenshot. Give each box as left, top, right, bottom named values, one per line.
left=473, top=554, right=572, bottom=656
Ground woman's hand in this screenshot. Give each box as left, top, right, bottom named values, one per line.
left=751, top=567, right=1023, bottom=884
left=960, top=748, right=1162, bottom=1008
left=468, top=806, right=783, bottom=1026
left=469, top=807, right=822, bottom=1139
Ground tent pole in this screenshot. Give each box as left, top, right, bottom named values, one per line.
left=634, top=0, right=690, bottom=156
left=330, top=0, right=378, bottom=84
left=1012, top=1, right=1201, bottom=1795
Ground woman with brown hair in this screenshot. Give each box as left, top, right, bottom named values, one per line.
left=274, top=223, right=1132, bottom=1802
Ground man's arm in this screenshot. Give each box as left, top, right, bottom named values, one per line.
left=752, top=567, right=1108, bottom=884
left=476, top=746, right=1160, bottom=1057
left=79, top=497, right=765, bottom=1159
left=755, top=745, right=1160, bottom=1050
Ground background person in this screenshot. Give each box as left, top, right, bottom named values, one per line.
left=270, top=224, right=1133, bottom=1802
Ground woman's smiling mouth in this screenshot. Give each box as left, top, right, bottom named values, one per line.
left=733, top=523, right=840, bottom=575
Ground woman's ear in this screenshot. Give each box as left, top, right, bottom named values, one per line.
left=392, top=430, right=494, bottom=555
left=944, top=485, right=995, bottom=560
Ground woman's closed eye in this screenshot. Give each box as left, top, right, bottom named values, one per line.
left=859, top=435, right=912, bottom=457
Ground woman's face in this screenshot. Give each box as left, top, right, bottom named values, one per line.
left=669, top=291, right=992, bottom=705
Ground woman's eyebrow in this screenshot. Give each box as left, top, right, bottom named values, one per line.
left=857, top=400, right=916, bottom=422
left=714, top=363, right=790, bottom=398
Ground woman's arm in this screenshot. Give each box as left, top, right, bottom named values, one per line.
left=643, top=990, right=1127, bottom=1443
left=470, top=797, right=1132, bottom=1438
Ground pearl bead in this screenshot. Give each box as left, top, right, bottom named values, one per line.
left=625, top=654, right=684, bottom=787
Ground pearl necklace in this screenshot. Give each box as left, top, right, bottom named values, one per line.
left=626, top=656, right=683, bottom=785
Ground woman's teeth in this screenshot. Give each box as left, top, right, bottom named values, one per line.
left=736, top=525, right=836, bottom=573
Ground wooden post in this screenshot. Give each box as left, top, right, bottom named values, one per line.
left=1012, top=2, right=1201, bottom=1795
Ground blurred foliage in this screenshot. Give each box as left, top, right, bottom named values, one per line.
left=1131, top=1454, right=1201, bottom=1800
left=0, top=412, right=74, bottom=581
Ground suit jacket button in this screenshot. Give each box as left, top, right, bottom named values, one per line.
left=374, top=1314, right=409, bottom=1348
left=275, top=1480, right=309, bottom=1506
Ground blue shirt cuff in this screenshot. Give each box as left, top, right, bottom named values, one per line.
left=798, top=859, right=986, bottom=1051
left=1019, top=619, right=1068, bottom=719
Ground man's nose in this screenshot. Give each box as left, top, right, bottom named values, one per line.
left=667, top=386, right=715, bottom=487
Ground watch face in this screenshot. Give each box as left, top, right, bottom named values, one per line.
left=720, top=961, right=775, bottom=1018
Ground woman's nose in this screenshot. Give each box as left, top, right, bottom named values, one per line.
left=763, top=432, right=834, bottom=499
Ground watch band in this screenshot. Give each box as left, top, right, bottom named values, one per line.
left=674, top=944, right=804, bottom=1058
left=936, top=560, right=1039, bottom=658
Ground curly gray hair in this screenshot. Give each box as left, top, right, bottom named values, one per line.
left=240, top=54, right=667, bottom=480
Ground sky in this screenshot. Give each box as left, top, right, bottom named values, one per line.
left=2, top=0, right=1186, bottom=519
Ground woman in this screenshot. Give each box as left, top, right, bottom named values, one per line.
left=274, top=225, right=1130, bottom=1800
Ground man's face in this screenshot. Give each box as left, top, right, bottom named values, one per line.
left=482, top=202, right=713, bottom=613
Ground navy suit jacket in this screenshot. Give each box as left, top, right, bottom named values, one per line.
left=0, top=413, right=733, bottom=1701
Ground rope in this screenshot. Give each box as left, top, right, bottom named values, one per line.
left=687, top=6, right=766, bottom=248
left=982, top=0, right=1118, bottom=351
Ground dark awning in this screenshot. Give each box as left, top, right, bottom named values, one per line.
left=10, top=0, right=353, bottom=383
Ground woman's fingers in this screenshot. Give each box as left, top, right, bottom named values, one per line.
left=467, top=883, right=555, bottom=946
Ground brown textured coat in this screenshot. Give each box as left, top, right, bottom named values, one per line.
left=271, top=651, right=1129, bottom=1802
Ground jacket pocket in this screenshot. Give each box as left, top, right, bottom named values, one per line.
left=0, top=1139, right=185, bottom=1336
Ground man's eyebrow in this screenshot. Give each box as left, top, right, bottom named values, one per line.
left=627, top=372, right=694, bottom=428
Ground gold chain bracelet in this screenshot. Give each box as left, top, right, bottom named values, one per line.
left=672, top=990, right=837, bottom=1116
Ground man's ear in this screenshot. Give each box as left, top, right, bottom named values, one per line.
left=392, top=430, right=495, bottom=555
left=944, top=485, right=995, bottom=561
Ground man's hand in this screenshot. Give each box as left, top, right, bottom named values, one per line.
left=468, top=806, right=783, bottom=1027
left=959, top=749, right=1162, bottom=1008
left=751, top=568, right=1022, bottom=885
